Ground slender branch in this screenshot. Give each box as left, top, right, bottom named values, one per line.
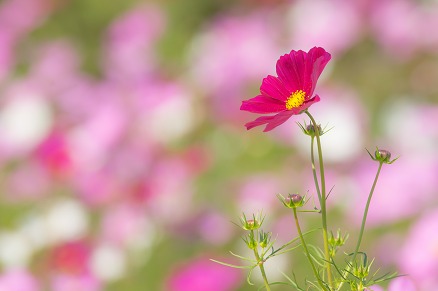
left=336, top=162, right=384, bottom=291
left=305, top=110, right=334, bottom=288
left=311, top=136, right=323, bottom=206
left=293, top=208, right=329, bottom=291
left=351, top=162, right=384, bottom=264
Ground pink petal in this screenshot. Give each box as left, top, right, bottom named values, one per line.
left=276, top=50, right=306, bottom=94
left=260, top=75, right=291, bottom=101
left=263, top=110, right=294, bottom=132
left=296, top=95, right=321, bottom=112
left=276, top=47, right=331, bottom=97
left=307, top=47, right=331, bottom=95
left=240, top=95, right=285, bottom=114
left=244, top=115, right=276, bottom=130
left=244, top=110, right=294, bottom=132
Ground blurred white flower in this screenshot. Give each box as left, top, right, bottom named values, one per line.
left=0, top=231, right=32, bottom=268
left=91, top=244, right=126, bottom=282
left=0, top=96, right=52, bottom=152
left=45, top=199, right=88, bottom=244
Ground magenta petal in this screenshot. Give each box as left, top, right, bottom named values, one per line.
left=275, top=51, right=305, bottom=94
left=244, top=115, right=276, bottom=130
left=276, top=47, right=331, bottom=97
left=263, top=110, right=294, bottom=132
left=260, top=75, right=291, bottom=101
left=244, top=110, right=294, bottom=132
left=306, top=48, right=331, bottom=96
left=240, top=95, right=285, bottom=114
left=296, top=95, right=321, bottom=113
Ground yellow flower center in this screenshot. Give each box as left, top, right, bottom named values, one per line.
left=285, top=90, right=306, bottom=110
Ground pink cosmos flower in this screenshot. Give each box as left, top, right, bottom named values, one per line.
left=240, top=47, right=331, bottom=132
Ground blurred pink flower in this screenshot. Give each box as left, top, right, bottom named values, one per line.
left=103, top=5, right=165, bottom=81
left=5, top=161, right=50, bottom=201
left=399, top=209, right=438, bottom=290
left=197, top=211, right=234, bottom=245
left=387, top=277, right=418, bottom=291
left=73, top=170, right=120, bottom=206
left=51, top=241, right=91, bottom=275
left=350, top=156, right=438, bottom=226
left=241, top=47, right=331, bottom=132
left=35, top=130, right=73, bottom=177
left=0, top=269, right=40, bottom=291
left=0, top=0, right=51, bottom=38
left=238, top=175, right=282, bottom=214
left=29, top=41, right=81, bottom=92
left=166, top=257, right=242, bottom=291
left=288, top=0, right=362, bottom=55
left=49, top=240, right=101, bottom=291
left=147, top=156, right=195, bottom=223
left=370, top=0, right=438, bottom=58
left=100, top=203, right=150, bottom=248
left=188, top=11, right=282, bottom=122
left=51, top=274, right=101, bottom=291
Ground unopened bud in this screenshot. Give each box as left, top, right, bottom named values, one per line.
left=367, top=147, right=398, bottom=164
left=278, top=193, right=305, bottom=209
left=305, top=124, right=322, bottom=136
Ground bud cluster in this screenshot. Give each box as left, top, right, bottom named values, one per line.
left=328, top=229, right=349, bottom=257
left=239, top=212, right=272, bottom=250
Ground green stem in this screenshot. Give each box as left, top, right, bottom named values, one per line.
left=293, top=208, right=329, bottom=291
left=351, top=162, right=384, bottom=264
left=311, top=136, right=323, bottom=206
left=251, top=231, right=271, bottom=291
left=305, top=110, right=333, bottom=289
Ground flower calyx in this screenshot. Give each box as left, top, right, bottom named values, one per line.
left=366, top=147, right=398, bottom=164
left=297, top=121, right=327, bottom=138
left=242, top=231, right=258, bottom=250
left=239, top=212, right=265, bottom=231
left=278, top=193, right=305, bottom=209
left=258, top=230, right=272, bottom=248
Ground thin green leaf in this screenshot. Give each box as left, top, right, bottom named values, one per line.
left=210, top=259, right=253, bottom=269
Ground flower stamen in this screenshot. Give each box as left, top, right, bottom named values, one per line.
left=285, top=90, right=306, bottom=110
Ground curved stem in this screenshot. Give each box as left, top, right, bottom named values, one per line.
left=293, top=208, right=329, bottom=291
left=251, top=231, right=271, bottom=291
left=305, top=110, right=333, bottom=288
left=351, top=162, right=384, bottom=264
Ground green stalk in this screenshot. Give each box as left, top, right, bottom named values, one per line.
left=305, top=110, right=333, bottom=289
left=293, top=208, right=329, bottom=291
left=311, top=136, right=323, bottom=206
left=351, top=162, right=383, bottom=264
left=251, top=230, right=271, bottom=291
left=336, top=162, right=384, bottom=291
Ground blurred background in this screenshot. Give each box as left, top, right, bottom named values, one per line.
left=0, top=0, right=437, bottom=290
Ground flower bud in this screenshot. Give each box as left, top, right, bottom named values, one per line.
left=239, top=212, right=264, bottom=231
left=305, top=124, right=322, bottom=136
left=243, top=231, right=258, bottom=250
left=297, top=122, right=324, bottom=137
left=259, top=231, right=271, bottom=248
left=376, top=149, right=391, bottom=161
left=278, top=193, right=305, bottom=209
left=366, top=147, right=398, bottom=164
